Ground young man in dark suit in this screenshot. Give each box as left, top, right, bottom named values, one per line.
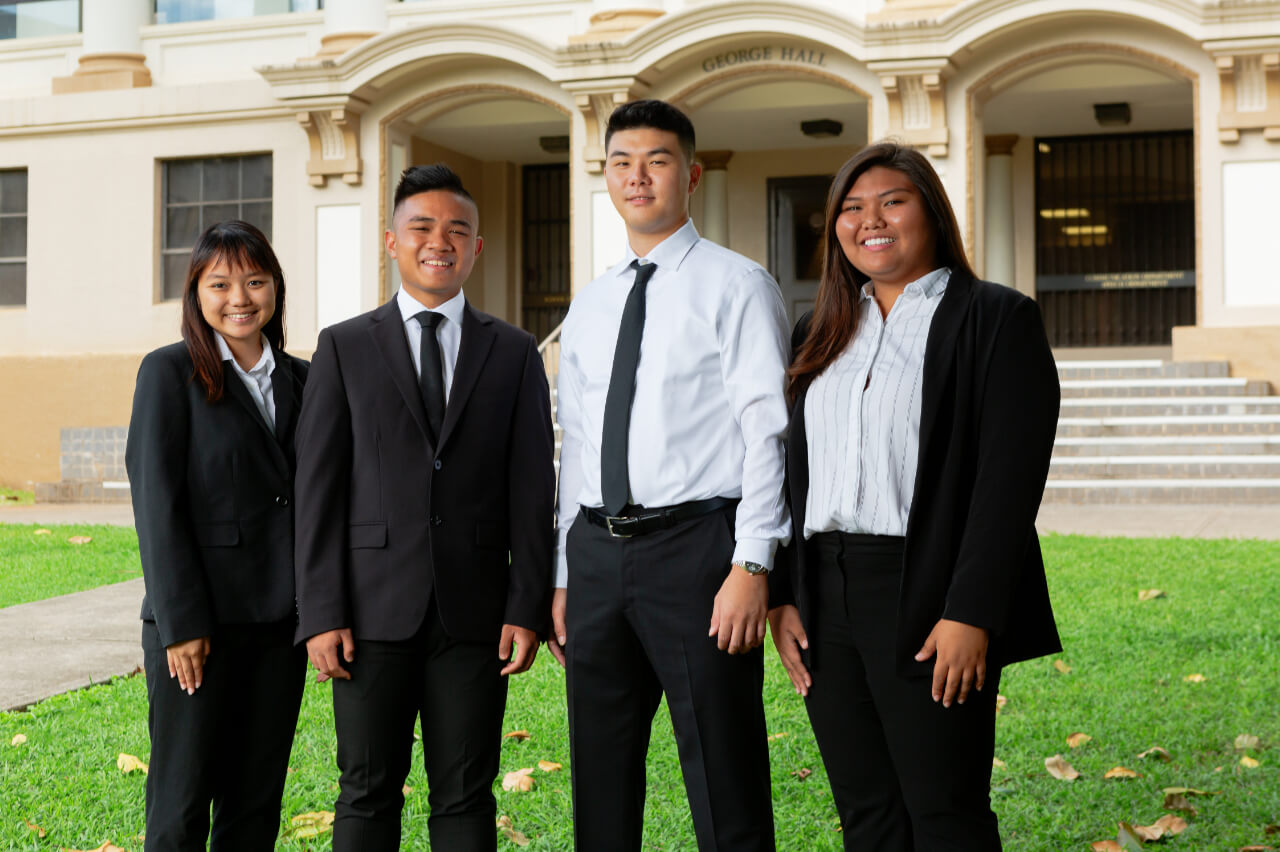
left=294, top=164, right=555, bottom=852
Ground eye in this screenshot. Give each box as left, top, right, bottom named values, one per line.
left=841, top=204, right=860, bottom=213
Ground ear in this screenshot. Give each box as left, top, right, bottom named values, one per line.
left=384, top=228, right=396, bottom=256
left=687, top=162, right=703, bottom=195
left=474, top=235, right=484, bottom=258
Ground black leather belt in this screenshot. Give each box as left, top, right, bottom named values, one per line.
left=584, top=496, right=738, bottom=538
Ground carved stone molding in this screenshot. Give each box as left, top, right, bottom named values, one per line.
left=316, top=31, right=379, bottom=59
left=568, top=9, right=664, bottom=46
left=699, top=150, right=734, bottom=171
left=298, top=106, right=363, bottom=186
left=52, top=53, right=152, bottom=95
left=872, top=60, right=952, bottom=157
left=566, top=79, right=648, bottom=173
left=1213, top=51, right=1280, bottom=143
left=985, top=134, right=1018, bottom=157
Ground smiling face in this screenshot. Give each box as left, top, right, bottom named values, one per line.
left=835, top=165, right=939, bottom=292
left=605, top=127, right=702, bottom=257
left=197, top=256, right=276, bottom=362
left=386, top=189, right=484, bottom=309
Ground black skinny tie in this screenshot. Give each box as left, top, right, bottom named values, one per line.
left=415, top=311, right=446, bottom=444
left=601, top=259, right=657, bottom=515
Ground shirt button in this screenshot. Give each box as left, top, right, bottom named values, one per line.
left=430, top=515, right=442, bottom=526
left=275, top=495, right=289, bottom=507
left=434, top=459, right=442, bottom=471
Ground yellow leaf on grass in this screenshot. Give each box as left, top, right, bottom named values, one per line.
left=1138, top=588, right=1166, bottom=601
left=403, top=785, right=413, bottom=795
left=502, top=768, right=535, bottom=792
left=1138, top=746, right=1171, bottom=761
left=59, top=843, right=126, bottom=852
left=496, top=815, right=531, bottom=847
left=1105, top=766, right=1141, bottom=779
left=286, top=811, right=335, bottom=840
left=67, top=535, right=92, bottom=545
left=1067, top=732, right=1092, bottom=749
left=995, top=694, right=1008, bottom=713
left=767, top=732, right=789, bottom=741
left=1236, top=733, right=1261, bottom=751
left=1184, top=673, right=1206, bottom=683
left=1133, top=814, right=1188, bottom=841
left=24, top=820, right=46, bottom=838
left=537, top=760, right=562, bottom=772
left=992, top=757, right=1007, bottom=769
left=1240, top=755, right=1261, bottom=769
left=11, top=733, right=27, bottom=746
left=1090, top=842, right=1124, bottom=852
left=504, top=730, right=531, bottom=742
left=1163, top=792, right=1198, bottom=816
left=33, top=528, right=51, bottom=535
left=116, top=753, right=149, bottom=775
left=1238, top=846, right=1275, bottom=851
left=1053, top=659, right=1072, bottom=674
left=1044, top=754, right=1079, bottom=781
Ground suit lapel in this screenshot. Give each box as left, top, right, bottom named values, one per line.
left=370, top=299, right=434, bottom=446
left=437, top=303, right=495, bottom=453
left=223, top=363, right=290, bottom=473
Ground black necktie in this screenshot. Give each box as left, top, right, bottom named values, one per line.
left=601, top=259, right=657, bottom=515
left=415, top=311, right=446, bottom=443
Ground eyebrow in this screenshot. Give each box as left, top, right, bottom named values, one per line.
left=205, top=267, right=269, bottom=279
left=406, top=215, right=472, bottom=229
left=845, top=187, right=912, bottom=201
left=607, top=147, right=675, bottom=159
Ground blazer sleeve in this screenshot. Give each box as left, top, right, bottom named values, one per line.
left=768, top=311, right=813, bottom=611
left=125, top=351, right=214, bottom=647
left=293, top=327, right=354, bottom=641
left=503, top=333, right=556, bottom=636
left=941, top=297, right=1060, bottom=635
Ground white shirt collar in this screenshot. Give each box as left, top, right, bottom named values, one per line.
left=215, top=332, right=274, bottom=377
left=618, top=218, right=701, bottom=277
left=397, top=287, right=466, bottom=329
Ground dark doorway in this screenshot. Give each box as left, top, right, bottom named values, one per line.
left=768, top=175, right=831, bottom=325
left=1034, top=130, right=1195, bottom=346
left=522, top=164, right=570, bottom=341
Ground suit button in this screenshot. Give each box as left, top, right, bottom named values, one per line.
left=276, top=496, right=289, bottom=507
left=430, top=515, right=442, bottom=526
left=434, top=459, right=442, bottom=471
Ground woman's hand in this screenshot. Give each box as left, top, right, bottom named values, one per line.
left=768, top=605, right=811, bottom=697
left=166, top=636, right=212, bottom=695
left=914, top=618, right=988, bottom=708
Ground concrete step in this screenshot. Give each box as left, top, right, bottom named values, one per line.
left=1052, top=435, right=1280, bottom=456
left=1057, top=415, right=1280, bottom=437
left=1059, top=377, right=1269, bottom=398
left=1060, top=397, right=1280, bottom=417
left=1042, top=479, right=1280, bottom=504
left=1049, top=456, right=1280, bottom=478
left=1055, top=359, right=1230, bottom=380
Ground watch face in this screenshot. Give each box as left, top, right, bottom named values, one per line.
left=740, top=561, right=767, bottom=575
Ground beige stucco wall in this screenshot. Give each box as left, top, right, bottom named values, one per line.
left=1173, top=325, right=1280, bottom=392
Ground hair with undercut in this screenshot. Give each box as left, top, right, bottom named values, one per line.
left=605, top=99, right=696, bottom=165
left=180, top=219, right=287, bottom=403
left=393, top=163, right=475, bottom=214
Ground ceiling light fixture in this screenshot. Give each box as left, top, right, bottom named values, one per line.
left=1093, top=102, right=1131, bottom=127
left=801, top=119, right=843, bottom=139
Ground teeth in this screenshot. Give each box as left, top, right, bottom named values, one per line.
left=864, top=237, right=895, bottom=246
left=423, top=260, right=452, bottom=267
left=227, top=313, right=254, bottom=319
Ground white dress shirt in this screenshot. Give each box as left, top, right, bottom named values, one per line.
left=554, top=219, right=792, bottom=587
left=804, top=267, right=949, bottom=539
left=396, top=287, right=465, bottom=400
left=216, top=332, right=276, bottom=430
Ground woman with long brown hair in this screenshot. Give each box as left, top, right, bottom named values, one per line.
left=767, top=142, right=1061, bottom=850
left=126, top=220, right=307, bottom=850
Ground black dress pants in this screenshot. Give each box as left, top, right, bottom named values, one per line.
left=141, top=618, right=305, bottom=852
left=804, top=533, right=1003, bottom=852
left=565, top=506, right=775, bottom=852
left=330, top=601, right=509, bottom=852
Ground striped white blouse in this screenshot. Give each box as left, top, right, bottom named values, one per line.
left=803, top=267, right=950, bottom=539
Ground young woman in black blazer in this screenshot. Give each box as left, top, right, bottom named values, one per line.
left=126, top=220, right=308, bottom=851
left=767, top=143, right=1061, bottom=850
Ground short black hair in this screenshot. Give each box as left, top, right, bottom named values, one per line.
left=393, top=163, right=475, bottom=214
left=605, top=99, right=696, bottom=164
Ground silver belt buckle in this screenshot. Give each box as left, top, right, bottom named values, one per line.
left=605, top=516, right=633, bottom=538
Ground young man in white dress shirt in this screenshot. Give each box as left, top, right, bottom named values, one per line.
left=548, top=99, right=791, bottom=851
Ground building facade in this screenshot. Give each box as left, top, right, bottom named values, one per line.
left=1, top=0, right=1278, bottom=490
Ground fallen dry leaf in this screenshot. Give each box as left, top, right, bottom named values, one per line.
left=767, top=732, right=789, bottom=741
left=1163, top=792, right=1198, bottom=816
left=33, top=528, right=51, bottom=535
left=1266, top=825, right=1280, bottom=835
left=402, top=784, right=413, bottom=795
left=1235, top=733, right=1261, bottom=751
left=285, top=811, right=334, bottom=840
left=1091, top=842, right=1124, bottom=852
left=1105, top=766, right=1141, bottom=779
left=502, top=768, right=535, bottom=792
left=992, top=757, right=1007, bottom=769
left=791, top=767, right=813, bottom=780
left=1044, top=754, right=1079, bottom=781
left=1138, top=746, right=1171, bottom=761
left=1138, top=588, right=1166, bottom=601
left=1067, top=732, right=1093, bottom=749
left=67, top=535, right=92, bottom=545
left=11, top=733, right=27, bottom=746
left=1238, top=847, right=1274, bottom=851
left=1116, top=823, right=1147, bottom=851
left=1163, top=786, right=1217, bottom=797
left=1133, top=814, right=1188, bottom=840
left=116, top=753, right=148, bottom=775
left=24, top=820, right=46, bottom=838
left=1053, top=659, right=1072, bottom=674
left=496, top=815, right=531, bottom=847
left=1240, top=755, right=1261, bottom=769
left=504, top=730, right=531, bottom=742
left=995, top=694, right=1008, bottom=713
left=1184, top=673, right=1206, bottom=683
left=58, top=844, right=125, bottom=852
left=537, top=760, right=562, bottom=772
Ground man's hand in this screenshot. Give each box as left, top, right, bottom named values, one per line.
left=914, top=618, right=989, bottom=707
left=547, top=587, right=568, bottom=666
left=768, top=605, right=811, bottom=696
left=166, top=636, right=211, bottom=695
left=306, top=628, right=355, bottom=683
left=708, top=565, right=768, bottom=654
left=500, top=625, right=539, bottom=676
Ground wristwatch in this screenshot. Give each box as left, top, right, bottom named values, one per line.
left=736, top=560, right=768, bottom=576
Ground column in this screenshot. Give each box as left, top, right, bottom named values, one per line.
left=52, top=0, right=152, bottom=94
left=699, top=150, right=733, bottom=247
left=983, top=134, right=1018, bottom=287
left=318, top=0, right=388, bottom=57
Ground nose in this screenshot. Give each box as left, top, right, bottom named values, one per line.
left=627, top=163, right=650, bottom=185
left=227, top=282, right=251, bottom=305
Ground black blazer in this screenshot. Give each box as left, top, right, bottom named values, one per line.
left=126, top=341, right=308, bottom=648
left=293, top=299, right=555, bottom=646
left=773, top=270, right=1062, bottom=675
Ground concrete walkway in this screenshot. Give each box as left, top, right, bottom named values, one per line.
left=0, top=501, right=1276, bottom=712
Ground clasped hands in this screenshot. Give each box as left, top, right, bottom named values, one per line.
left=304, top=624, right=540, bottom=684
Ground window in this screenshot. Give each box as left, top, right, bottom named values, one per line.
left=0, top=0, right=79, bottom=40
left=161, top=154, right=272, bottom=301
left=154, top=0, right=319, bottom=25
left=0, top=169, right=26, bottom=307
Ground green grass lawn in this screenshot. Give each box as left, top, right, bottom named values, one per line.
left=0, top=525, right=142, bottom=609
left=0, top=488, right=35, bottom=506
left=0, top=535, right=1277, bottom=850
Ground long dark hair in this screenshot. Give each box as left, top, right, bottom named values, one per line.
left=787, top=141, right=975, bottom=402
left=180, top=220, right=287, bottom=402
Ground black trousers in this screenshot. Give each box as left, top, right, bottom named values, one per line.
left=141, top=618, right=305, bottom=852
left=330, top=602, right=509, bottom=852
left=804, top=533, right=1003, bottom=852
left=565, top=506, right=775, bottom=852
